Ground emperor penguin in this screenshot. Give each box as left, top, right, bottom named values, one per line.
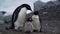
left=32, top=11, right=41, bottom=32
left=6, top=4, right=32, bottom=30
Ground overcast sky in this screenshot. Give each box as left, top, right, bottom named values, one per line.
left=0, top=0, right=51, bottom=15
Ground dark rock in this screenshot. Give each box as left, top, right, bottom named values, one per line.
left=36, top=1, right=60, bottom=33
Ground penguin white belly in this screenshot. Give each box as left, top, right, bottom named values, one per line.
left=23, top=22, right=33, bottom=32
left=32, top=15, right=40, bottom=31
left=14, top=7, right=27, bottom=29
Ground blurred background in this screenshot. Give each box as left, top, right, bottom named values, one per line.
left=0, top=0, right=60, bottom=34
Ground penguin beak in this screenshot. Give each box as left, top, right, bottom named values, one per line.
left=30, top=9, right=32, bottom=11
left=30, top=8, right=32, bottom=11
left=29, top=8, right=32, bottom=11
left=27, top=8, right=32, bottom=11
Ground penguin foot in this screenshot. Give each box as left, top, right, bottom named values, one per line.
left=5, top=26, right=14, bottom=30
left=13, top=29, right=22, bottom=32
left=10, top=27, right=14, bottom=29
left=13, top=28, right=17, bottom=31
left=14, top=27, right=22, bottom=32
left=24, top=31, right=31, bottom=33
left=5, top=27, right=10, bottom=30
left=33, top=30, right=38, bottom=32
left=39, top=29, right=42, bottom=32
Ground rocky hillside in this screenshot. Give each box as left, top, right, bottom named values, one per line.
left=34, top=1, right=45, bottom=11
left=38, top=1, right=60, bottom=20
left=38, top=1, right=60, bottom=33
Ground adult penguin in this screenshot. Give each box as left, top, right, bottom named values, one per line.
left=6, top=4, right=32, bottom=30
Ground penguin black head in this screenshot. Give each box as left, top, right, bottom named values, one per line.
left=21, top=4, right=32, bottom=11
left=34, top=11, right=38, bottom=15
left=27, top=17, right=33, bottom=22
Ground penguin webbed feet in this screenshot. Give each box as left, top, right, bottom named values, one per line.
left=13, top=29, right=22, bottom=32
left=5, top=26, right=14, bottom=30
left=14, top=27, right=23, bottom=32
left=33, top=29, right=42, bottom=32
left=24, top=31, right=31, bottom=33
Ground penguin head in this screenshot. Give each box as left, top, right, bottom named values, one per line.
left=21, top=4, right=32, bottom=11
left=27, top=17, right=33, bottom=22
left=34, top=11, right=38, bottom=15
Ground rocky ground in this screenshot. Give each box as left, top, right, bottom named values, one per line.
left=0, top=20, right=60, bottom=34
left=0, top=24, right=44, bottom=34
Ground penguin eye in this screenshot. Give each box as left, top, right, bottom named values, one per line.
left=28, top=7, right=29, bottom=8
left=30, top=19, right=31, bottom=20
